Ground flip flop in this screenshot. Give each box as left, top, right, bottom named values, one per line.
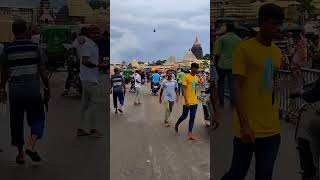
left=25, top=150, right=42, bottom=162
left=16, top=155, right=25, bottom=164
left=77, top=129, right=90, bottom=136
left=187, top=136, right=198, bottom=141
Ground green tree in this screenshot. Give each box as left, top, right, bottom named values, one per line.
left=89, top=0, right=109, bottom=9
left=202, top=60, right=209, bottom=69
left=156, top=60, right=166, bottom=65
left=138, top=61, right=145, bottom=64
left=203, top=54, right=210, bottom=60
left=297, top=0, right=315, bottom=15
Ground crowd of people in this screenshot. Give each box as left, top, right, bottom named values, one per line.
left=111, top=63, right=213, bottom=140
left=211, top=3, right=320, bottom=180
left=0, top=19, right=108, bottom=164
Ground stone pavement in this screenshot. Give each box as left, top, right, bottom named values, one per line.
left=110, top=84, right=210, bottom=180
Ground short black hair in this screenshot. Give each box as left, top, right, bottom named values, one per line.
left=12, top=19, right=28, bottom=36
left=191, top=63, right=199, bottom=69
left=81, top=27, right=89, bottom=36
left=226, top=23, right=235, bottom=32
left=114, top=68, right=119, bottom=73
left=258, top=3, right=284, bottom=23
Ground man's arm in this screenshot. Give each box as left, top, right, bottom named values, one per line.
left=159, top=88, right=164, bottom=103
left=122, top=78, right=126, bottom=91
left=215, top=38, right=222, bottom=65
left=0, top=67, right=9, bottom=89
left=0, top=50, right=9, bottom=89
left=39, top=65, right=49, bottom=89
left=183, top=85, right=188, bottom=105
left=234, top=75, right=248, bottom=128
left=82, top=56, right=98, bottom=68
left=38, top=46, right=50, bottom=89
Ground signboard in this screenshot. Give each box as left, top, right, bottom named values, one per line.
left=0, top=19, right=14, bottom=43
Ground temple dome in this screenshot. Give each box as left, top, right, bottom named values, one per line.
left=191, top=35, right=203, bottom=59
left=164, top=56, right=177, bottom=65
left=182, top=50, right=198, bottom=62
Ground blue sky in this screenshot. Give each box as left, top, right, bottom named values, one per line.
left=110, top=0, right=210, bottom=63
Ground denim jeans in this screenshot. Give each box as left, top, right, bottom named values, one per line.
left=217, top=68, right=234, bottom=105
left=113, top=89, right=124, bottom=109
left=176, top=105, right=198, bottom=132
left=221, top=134, right=281, bottom=180
left=9, top=85, right=45, bottom=147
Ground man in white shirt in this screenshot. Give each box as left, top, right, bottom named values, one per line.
left=77, top=25, right=106, bottom=138
left=133, top=70, right=142, bottom=105
left=159, top=70, right=178, bottom=127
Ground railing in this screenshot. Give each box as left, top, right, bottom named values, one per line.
left=278, top=68, right=320, bottom=113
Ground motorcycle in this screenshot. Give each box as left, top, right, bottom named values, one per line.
left=68, top=54, right=82, bottom=94
left=199, top=83, right=211, bottom=127
left=129, top=76, right=136, bottom=93
left=152, top=82, right=161, bottom=96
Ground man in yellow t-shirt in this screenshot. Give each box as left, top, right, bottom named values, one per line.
left=221, top=4, right=284, bottom=180
left=175, top=63, right=199, bottom=140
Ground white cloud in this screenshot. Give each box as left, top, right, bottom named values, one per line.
left=111, top=26, right=143, bottom=61
left=111, top=0, right=210, bottom=62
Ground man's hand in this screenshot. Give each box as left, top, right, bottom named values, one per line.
left=43, top=88, right=50, bottom=112
left=97, top=61, right=108, bottom=68
left=240, top=125, right=254, bottom=143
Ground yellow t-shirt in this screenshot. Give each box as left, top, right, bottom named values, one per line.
left=183, top=74, right=198, bottom=105
left=232, top=38, right=282, bottom=138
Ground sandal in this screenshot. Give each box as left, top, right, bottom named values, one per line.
left=90, top=130, right=103, bottom=138
left=16, top=155, right=25, bottom=164
left=25, top=150, right=42, bottom=162
left=77, top=129, right=90, bottom=136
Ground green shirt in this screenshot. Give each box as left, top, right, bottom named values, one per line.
left=216, top=32, right=241, bottom=69
left=177, top=71, right=185, bottom=84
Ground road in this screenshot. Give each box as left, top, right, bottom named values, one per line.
left=110, top=83, right=210, bottom=180
left=0, top=71, right=108, bottom=180
left=211, top=104, right=301, bottom=180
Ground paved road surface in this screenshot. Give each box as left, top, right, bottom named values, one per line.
left=0, top=72, right=108, bottom=180
left=211, top=104, right=301, bottom=180
left=111, top=83, right=210, bottom=180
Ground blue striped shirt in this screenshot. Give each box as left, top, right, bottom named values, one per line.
left=0, top=39, right=47, bottom=86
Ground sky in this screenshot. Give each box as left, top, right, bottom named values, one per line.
left=110, top=0, right=210, bottom=63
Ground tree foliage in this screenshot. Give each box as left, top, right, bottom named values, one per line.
left=155, top=60, right=166, bottom=65
left=89, top=0, right=109, bottom=9
left=203, top=54, right=210, bottom=60
left=297, top=0, right=315, bottom=14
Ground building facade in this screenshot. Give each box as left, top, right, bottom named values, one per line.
left=0, top=7, right=35, bottom=24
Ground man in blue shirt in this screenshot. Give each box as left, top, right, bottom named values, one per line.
left=150, top=70, right=161, bottom=89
